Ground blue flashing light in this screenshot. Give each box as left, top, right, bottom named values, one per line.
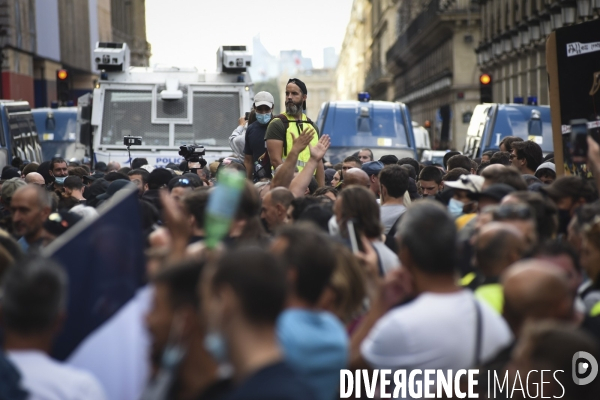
left=527, top=96, right=538, bottom=105
left=358, top=92, right=371, bottom=102
left=513, top=97, right=524, bottom=104
left=66, top=100, right=74, bottom=107
left=236, top=75, right=245, bottom=83
left=100, top=72, right=108, bottom=81
left=50, top=101, right=59, bottom=109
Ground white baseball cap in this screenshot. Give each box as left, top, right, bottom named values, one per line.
left=444, top=174, right=485, bottom=193
left=254, top=91, right=274, bottom=108
left=535, top=161, right=556, bottom=173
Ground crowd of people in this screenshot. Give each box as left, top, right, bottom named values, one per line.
left=0, top=78, right=600, bottom=399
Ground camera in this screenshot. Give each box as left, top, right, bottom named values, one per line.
left=178, top=145, right=207, bottom=170
left=124, top=136, right=142, bottom=146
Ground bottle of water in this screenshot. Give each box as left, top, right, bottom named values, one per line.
left=204, top=169, right=246, bottom=249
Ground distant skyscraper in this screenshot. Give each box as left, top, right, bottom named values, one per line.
left=279, top=50, right=312, bottom=76
left=323, top=47, right=338, bottom=69
left=248, top=35, right=279, bottom=82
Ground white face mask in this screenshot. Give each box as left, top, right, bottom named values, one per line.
left=448, top=198, right=465, bottom=217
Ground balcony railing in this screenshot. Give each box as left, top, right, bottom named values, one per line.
left=386, top=0, right=478, bottom=64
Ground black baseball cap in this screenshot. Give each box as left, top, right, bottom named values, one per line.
left=468, top=183, right=516, bottom=202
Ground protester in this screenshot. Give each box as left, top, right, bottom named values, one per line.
left=535, top=161, right=556, bottom=184
left=542, top=176, right=597, bottom=236
left=143, top=260, right=229, bottom=400
left=341, top=168, right=369, bottom=189
left=142, top=169, right=174, bottom=212
left=2, top=256, right=107, bottom=399
left=202, top=247, right=316, bottom=400
left=499, top=136, right=523, bottom=153
left=260, top=187, right=294, bottom=233
left=330, top=170, right=341, bottom=188
left=334, top=185, right=400, bottom=274
left=244, top=91, right=275, bottom=182
left=131, top=158, right=149, bottom=170
left=447, top=154, right=475, bottom=173
left=128, top=168, right=150, bottom=196
left=361, top=161, right=383, bottom=199
left=106, top=161, right=121, bottom=173
left=11, top=185, right=52, bottom=252
left=271, top=224, right=348, bottom=400
left=63, top=176, right=86, bottom=202
left=510, top=140, right=543, bottom=175
left=378, top=165, right=408, bottom=234
left=417, top=166, right=443, bottom=197
left=265, top=78, right=324, bottom=186
left=489, top=151, right=511, bottom=165
left=47, top=157, right=69, bottom=192
left=442, top=151, right=461, bottom=170
left=353, top=201, right=512, bottom=384
left=481, top=165, right=528, bottom=190
left=24, top=172, right=45, bottom=187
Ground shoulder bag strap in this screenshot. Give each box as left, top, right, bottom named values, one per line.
left=473, top=297, right=483, bottom=367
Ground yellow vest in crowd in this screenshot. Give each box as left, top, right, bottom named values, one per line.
left=281, top=113, right=319, bottom=173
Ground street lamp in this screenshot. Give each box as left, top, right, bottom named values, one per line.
left=576, top=0, right=592, bottom=17
left=519, top=22, right=530, bottom=47
left=551, top=2, right=563, bottom=29
left=540, top=11, right=552, bottom=36
left=561, top=0, right=577, bottom=24
left=502, top=32, right=512, bottom=53
left=511, top=28, right=520, bottom=49
left=528, top=18, right=541, bottom=41
left=493, top=36, right=502, bottom=57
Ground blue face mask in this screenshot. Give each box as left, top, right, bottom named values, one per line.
left=256, top=113, right=271, bottom=125
left=203, top=331, right=228, bottom=363
left=448, top=198, right=465, bottom=217
left=54, top=176, right=66, bottom=185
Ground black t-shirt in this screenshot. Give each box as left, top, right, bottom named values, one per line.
left=223, top=361, right=316, bottom=400
left=244, top=121, right=269, bottom=165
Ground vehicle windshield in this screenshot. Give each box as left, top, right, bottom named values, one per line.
left=100, top=90, right=241, bottom=147
left=486, top=105, right=553, bottom=152
left=321, top=102, right=409, bottom=148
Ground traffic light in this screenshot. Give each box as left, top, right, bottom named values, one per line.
left=479, top=74, right=492, bottom=103
left=56, top=69, right=71, bottom=104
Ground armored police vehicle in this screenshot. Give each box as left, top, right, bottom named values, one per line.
left=83, top=43, right=254, bottom=168
left=316, top=93, right=418, bottom=164
left=463, top=103, right=553, bottom=158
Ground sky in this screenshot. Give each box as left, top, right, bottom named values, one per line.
left=145, top=0, right=354, bottom=71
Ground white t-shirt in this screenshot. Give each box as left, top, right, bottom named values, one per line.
left=7, top=350, right=107, bottom=400
left=361, top=290, right=512, bottom=397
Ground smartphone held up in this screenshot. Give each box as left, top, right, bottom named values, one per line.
left=569, top=118, right=600, bottom=164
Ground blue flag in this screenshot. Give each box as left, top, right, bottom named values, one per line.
left=43, top=188, right=146, bottom=361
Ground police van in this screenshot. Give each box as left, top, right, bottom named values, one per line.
left=463, top=103, right=552, bottom=158
left=32, top=106, right=85, bottom=161
left=82, top=43, right=254, bottom=168
left=0, top=101, right=43, bottom=168
left=316, top=93, right=418, bottom=164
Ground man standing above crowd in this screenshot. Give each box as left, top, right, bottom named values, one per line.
left=47, top=157, right=69, bottom=192
left=266, top=78, right=324, bottom=186
left=244, top=91, right=275, bottom=182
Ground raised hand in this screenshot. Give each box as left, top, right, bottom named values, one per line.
left=290, top=127, right=315, bottom=154
left=309, top=134, right=331, bottom=161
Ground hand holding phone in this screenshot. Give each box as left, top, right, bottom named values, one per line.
left=346, top=219, right=365, bottom=254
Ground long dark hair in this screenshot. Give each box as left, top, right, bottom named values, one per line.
left=337, top=185, right=383, bottom=239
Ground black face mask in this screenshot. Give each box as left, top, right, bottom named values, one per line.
left=557, top=209, right=572, bottom=235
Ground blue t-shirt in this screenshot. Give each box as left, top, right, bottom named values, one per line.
left=223, top=361, right=315, bottom=400
left=277, top=309, right=349, bottom=400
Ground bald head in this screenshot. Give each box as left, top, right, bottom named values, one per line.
left=343, top=168, right=370, bottom=189
left=24, top=172, right=45, bottom=186
left=475, top=222, right=526, bottom=277
left=502, top=259, right=573, bottom=336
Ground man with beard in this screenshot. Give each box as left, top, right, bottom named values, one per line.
left=266, top=78, right=324, bottom=187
